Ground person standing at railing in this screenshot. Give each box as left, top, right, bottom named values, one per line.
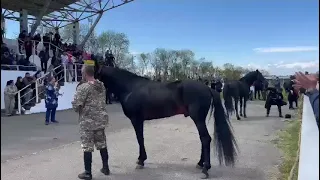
left=32, top=33, right=41, bottom=55
left=18, top=30, right=27, bottom=54
left=15, top=76, right=25, bottom=109
left=22, top=72, right=35, bottom=105
left=24, top=36, right=32, bottom=62
left=4, top=80, right=18, bottom=116
left=45, top=76, right=61, bottom=125
left=294, top=71, right=319, bottom=128
left=39, top=50, right=49, bottom=73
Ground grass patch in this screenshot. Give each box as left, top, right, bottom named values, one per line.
left=274, top=99, right=303, bottom=180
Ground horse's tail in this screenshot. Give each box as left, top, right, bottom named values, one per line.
left=223, top=83, right=234, bottom=115
left=210, top=89, right=238, bottom=166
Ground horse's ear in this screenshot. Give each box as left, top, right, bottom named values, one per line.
left=256, top=69, right=259, bottom=72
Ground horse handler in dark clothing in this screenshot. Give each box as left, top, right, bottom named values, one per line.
left=265, top=87, right=287, bottom=117
left=72, top=65, right=110, bottom=180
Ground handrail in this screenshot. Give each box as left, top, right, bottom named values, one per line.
left=1, top=64, right=37, bottom=71
left=298, top=95, right=319, bottom=180
left=16, top=65, right=62, bottom=114
left=17, top=38, right=76, bottom=58
left=16, top=63, right=84, bottom=114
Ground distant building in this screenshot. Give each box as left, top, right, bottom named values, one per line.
left=265, top=75, right=291, bottom=87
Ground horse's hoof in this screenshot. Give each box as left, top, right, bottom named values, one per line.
left=135, top=164, right=144, bottom=169
left=240, top=114, right=243, bottom=117
left=244, top=115, right=247, bottom=118
left=200, top=172, right=209, bottom=179
left=196, top=164, right=203, bottom=169
left=237, top=117, right=241, bottom=120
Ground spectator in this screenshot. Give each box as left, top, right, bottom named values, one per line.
left=45, top=76, right=60, bottom=125
left=4, top=80, right=18, bottom=116
left=39, top=50, right=49, bottom=73
left=24, top=36, right=32, bottom=62
left=32, top=33, right=42, bottom=55
left=22, top=72, right=35, bottom=104
left=18, top=30, right=27, bottom=54
left=293, top=71, right=319, bottom=127
left=15, top=76, right=25, bottom=108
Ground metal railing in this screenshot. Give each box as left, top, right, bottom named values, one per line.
left=16, top=39, right=76, bottom=63
left=1, top=64, right=37, bottom=71
left=16, top=63, right=84, bottom=114
left=14, top=38, right=81, bottom=114
left=298, top=95, right=319, bottom=180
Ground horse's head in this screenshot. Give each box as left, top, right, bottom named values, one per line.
left=240, top=69, right=265, bottom=85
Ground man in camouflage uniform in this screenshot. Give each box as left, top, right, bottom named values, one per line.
left=72, top=65, right=110, bottom=180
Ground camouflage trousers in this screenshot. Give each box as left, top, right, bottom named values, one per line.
left=80, top=129, right=107, bottom=152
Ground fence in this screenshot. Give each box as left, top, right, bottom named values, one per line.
left=16, top=63, right=84, bottom=114
left=1, top=64, right=37, bottom=71
left=298, top=95, right=319, bottom=180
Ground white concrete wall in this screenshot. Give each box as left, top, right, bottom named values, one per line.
left=298, top=95, right=319, bottom=180
left=1, top=70, right=36, bottom=109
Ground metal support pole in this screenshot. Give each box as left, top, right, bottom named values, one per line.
left=35, top=80, right=39, bottom=103
left=17, top=92, right=21, bottom=114
left=79, top=12, right=103, bottom=49
left=30, top=0, right=51, bottom=36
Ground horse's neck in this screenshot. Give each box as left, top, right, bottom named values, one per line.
left=241, top=78, right=255, bottom=86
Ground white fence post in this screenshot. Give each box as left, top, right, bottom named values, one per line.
left=74, top=64, right=78, bottom=82
left=17, top=92, right=21, bottom=114
left=64, top=64, right=67, bottom=82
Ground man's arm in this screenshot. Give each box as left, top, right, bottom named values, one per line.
left=71, top=84, right=88, bottom=112
left=306, top=89, right=319, bottom=127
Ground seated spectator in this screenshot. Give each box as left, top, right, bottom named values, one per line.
left=4, top=80, right=18, bottom=116
left=293, top=71, right=319, bottom=128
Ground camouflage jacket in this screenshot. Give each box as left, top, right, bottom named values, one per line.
left=72, top=80, right=109, bottom=131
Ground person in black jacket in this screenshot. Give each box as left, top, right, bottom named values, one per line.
left=18, top=30, right=27, bottom=53
left=265, top=87, right=287, bottom=117
left=286, top=75, right=298, bottom=109
left=15, top=76, right=25, bottom=109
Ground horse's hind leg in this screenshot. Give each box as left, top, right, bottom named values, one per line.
left=189, top=105, right=212, bottom=179
left=130, top=119, right=147, bottom=169
left=239, top=97, right=243, bottom=117
left=234, top=98, right=241, bottom=120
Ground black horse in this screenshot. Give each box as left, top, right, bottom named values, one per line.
left=94, top=65, right=238, bottom=179
left=223, top=70, right=265, bottom=120
left=253, top=80, right=263, bottom=100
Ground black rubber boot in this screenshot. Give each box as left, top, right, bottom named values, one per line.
left=78, top=152, right=92, bottom=180
left=100, top=148, right=110, bottom=175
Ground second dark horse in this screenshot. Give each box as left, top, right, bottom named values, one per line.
left=94, top=65, right=238, bottom=179
left=223, top=70, right=265, bottom=120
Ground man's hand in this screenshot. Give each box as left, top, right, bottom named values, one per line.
left=293, top=72, right=318, bottom=92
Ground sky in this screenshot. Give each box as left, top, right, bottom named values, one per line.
left=4, top=0, right=319, bottom=75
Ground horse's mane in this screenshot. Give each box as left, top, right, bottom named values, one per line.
left=240, top=71, right=257, bottom=81
left=106, top=67, right=150, bottom=81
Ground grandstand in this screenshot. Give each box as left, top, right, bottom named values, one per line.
left=1, top=0, right=134, bottom=113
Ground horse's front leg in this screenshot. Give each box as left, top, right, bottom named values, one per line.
left=243, top=98, right=248, bottom=118
left=131, top=119, right=147, bottom=169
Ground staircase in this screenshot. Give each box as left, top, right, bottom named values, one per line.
left=16, top=40, right=83, bottom=115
